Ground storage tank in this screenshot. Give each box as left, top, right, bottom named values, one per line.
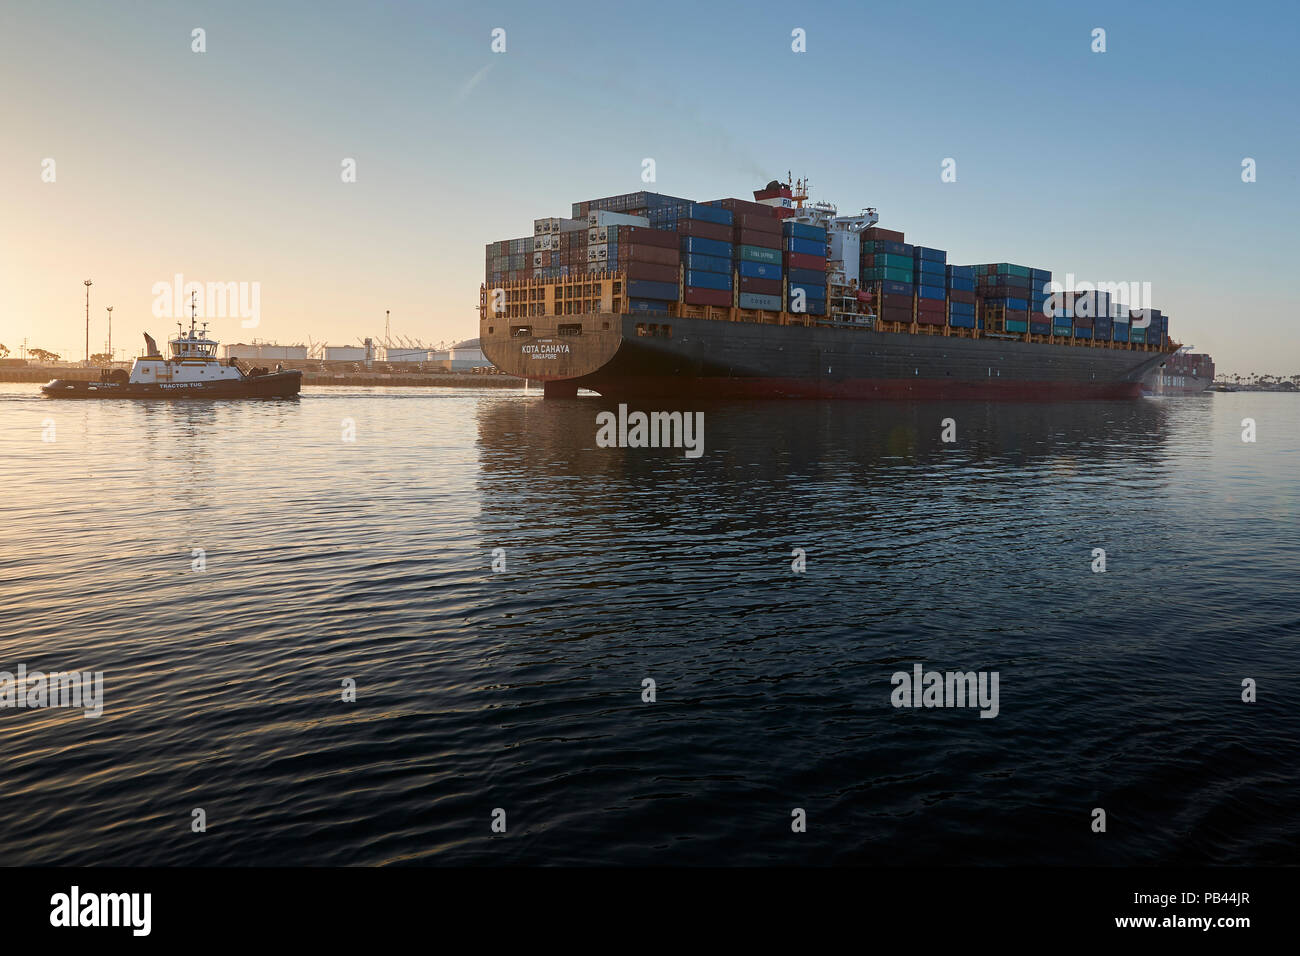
left=220, top=342, right=307, bottom=362
left=384, top=347, right=429, bottom=364
left=324, top=345, right=366, bottom=362
left=448, top=339, right=491, bottom=370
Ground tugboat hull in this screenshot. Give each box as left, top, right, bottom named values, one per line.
left=41, top=371, right=302, bottom=399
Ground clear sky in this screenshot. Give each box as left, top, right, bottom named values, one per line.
left=1, top=0, right=1296, bottom=374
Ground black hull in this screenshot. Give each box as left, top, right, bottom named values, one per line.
left=488, top=314, right=1173, bottom=401
left=41, top=371, right=302, bottom=399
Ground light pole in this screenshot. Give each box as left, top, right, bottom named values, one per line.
left=106, top=305, right=113, bottom=364
left=83, top=279, right=93, bottom=365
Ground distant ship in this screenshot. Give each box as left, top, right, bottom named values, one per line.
left=42, top=298, right=301, bottom=400
left=1145, top=349, right=1215, bottom=396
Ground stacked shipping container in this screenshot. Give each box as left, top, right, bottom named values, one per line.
left=709, top=198, right=785, bottom=311
left=912, top=246, right=948, bottom=327
left=946, top=265, right=976, bottom=329
left=487, top=188, right=1174, bottom=348
left=860, top=227, right=913, bottom=324
left=784, top=221, right=827, bottom=315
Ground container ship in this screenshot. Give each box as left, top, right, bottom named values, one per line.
left=1145, top=349, right=1215, bottom=396
left=479, top=177, right=1176, bottom=400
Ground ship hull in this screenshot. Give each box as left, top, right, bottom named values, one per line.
left=41, top=371, right=302, bottom=399
left=485, top=314, right=1170, bottom=401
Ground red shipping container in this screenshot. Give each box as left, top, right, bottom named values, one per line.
left=683, top=287, right=731, bottom=307
left=737, top=276, right=782, bottom=296
left=622, top=244, right=678, bottom=266
left=917, top=314, right=946, bottom=326
left=730, top=213, right=781, bottom=234
left=678, top=219, right=732, bottom=242
left=711, top=198, right=779, bottom=218
left=864, top=227, right=905, bottom=243
left=625, top=261, right=678, bottom=283
left=735, top=228, right=781, bottom=248
left=948, top=289, right=975, bottom=304
left=879, top=293, right=913, bottom=309
left=879, top=307, right=913, bottom=322
left=783, top=252, right=825, bottom=271
left=621, top=226, right=678, bottom=249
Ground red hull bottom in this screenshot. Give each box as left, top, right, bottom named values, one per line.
left=572, top=375, right=1146, bottom=401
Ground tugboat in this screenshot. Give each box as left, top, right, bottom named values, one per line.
left=42, top=295, right=301, bottom=399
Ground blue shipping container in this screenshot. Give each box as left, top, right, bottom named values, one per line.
left=787, top=297, right=826, bottom=315
left=787, top=267, right=827, bottom=286
left=946, top=264, right=975, bottom=281
left=738, top=260, right=782, bottom=280
left=919, top=285, right=946, bottom=301
left=785, top=237, right=824, bottom=257
left=685, top=253, right=731, bottom=274
left=949, top=314, right=976, bottom=329
left=870, top=240, right=914, bottom=256
left=947, top=277, right=975, bottom=292
left=629, top=298, right=671, bottom=313
left=687, top=203, right=733, bottom=226
left=627, top=279, right=678, bottom=301
left=882, top=280, right=913, bottom=296
left=783, top=222, right=826, bottom=242
left=686, top=270, right=732, bottom=291
left=914, top=246, right=947, bottom=263
left=949, top=301, right=976, bottom=315
left=681, top=237, right=732, bottom=258
left=789, top=283, right=826, bottom=300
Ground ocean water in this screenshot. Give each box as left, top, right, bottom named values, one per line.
left=0, top=384, right=1296, bottom=866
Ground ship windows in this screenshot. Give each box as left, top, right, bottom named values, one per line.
left=558, top=324, right=582, bottom=336
left=511, top=325, right=532, bottom=338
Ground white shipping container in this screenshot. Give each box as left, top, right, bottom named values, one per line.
left=324, top=346, right=366, bottom=361
left=587, top=210, right=649, bottom=229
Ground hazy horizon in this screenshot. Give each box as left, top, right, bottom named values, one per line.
left=2, top=0, right=1297, bottom=375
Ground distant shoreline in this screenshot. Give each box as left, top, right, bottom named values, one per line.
left=0, top=366, right=525, bottom=389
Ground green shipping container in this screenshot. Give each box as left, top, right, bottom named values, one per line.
left=873, top=253, right=913, bottom=270
left=995, top=263, right=1031, bottom=278
left=1006, top=320, right=1029, bottom=333
left=863, top=266, right=913, bottom=283
left=739, top=244, right=782, bottom=265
